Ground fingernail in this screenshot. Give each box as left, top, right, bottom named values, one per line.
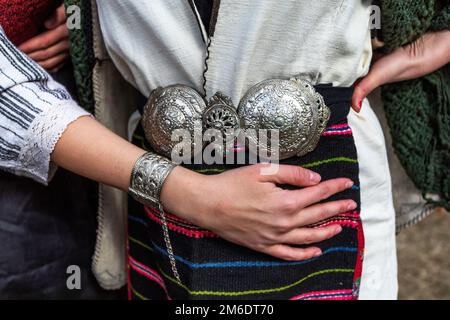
left=353, top=101, right=362, bottom=113
left=346, top=180, right=354, bottom=188
left=334, top=226, right=342, bottom=234
left=310, top=172, right=321, bottom=183
left=347, top=201, right=357, bottom=211
left=314, top=250, right=322, bottom=257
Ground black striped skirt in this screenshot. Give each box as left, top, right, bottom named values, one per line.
left=127, top=85, right=364, bottom=300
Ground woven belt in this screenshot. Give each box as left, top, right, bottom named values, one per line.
left=142, top=78, right=330, bottom=161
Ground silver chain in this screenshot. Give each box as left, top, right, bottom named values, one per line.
left=158, top=203, right=182, bottom=283
left=128, top=152, right=182, bottom=284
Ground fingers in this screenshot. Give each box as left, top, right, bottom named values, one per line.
left=264, top=245, right=323, bottom=261
left=44, top=4, right=67, bottom=29
left=292, top=178, right=354, bottom=209
left=38, top=53, right=69, bottom=71
left=259, top=164, right=322, bottom=187
left=19, top=24, right=69, bottom=54
left=261, top=223, right=344, bottom=261
left=280, top=224, right=342, bottom=245
left=295, top=199, right=357, bottom=226
left=351, top=41, right=412, bottom=112
left=351, top=60, right=387, bottom=112
left=27, top=40, right=70, bottom=62
left=17, top=16, right=70, bottom=72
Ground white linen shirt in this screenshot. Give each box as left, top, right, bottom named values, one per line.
left=97, top=0, right=398, bottom=299
left=0, top=27, right=90, bottom=184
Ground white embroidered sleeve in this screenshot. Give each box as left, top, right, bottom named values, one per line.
left=0, top=27, right=91, bottom=185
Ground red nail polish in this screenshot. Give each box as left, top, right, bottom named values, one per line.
left=358, top=101, right=362, bottom=109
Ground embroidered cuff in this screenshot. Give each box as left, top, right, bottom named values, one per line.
left=15, top=101, right=91, bottom=185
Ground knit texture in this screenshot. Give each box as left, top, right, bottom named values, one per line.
left=381, top=0, right=450, bottom=210
left=64, top=0, right=95, bottom=112
left=0, top=0, right=61, bottom=46
left=127, top=86, right=364, bottom=300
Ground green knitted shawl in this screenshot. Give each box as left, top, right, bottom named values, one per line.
left=65, top=0, right=94, bottom=112
left=65, top=0, right=450, bottom=210
left=381, top=0, right=449, bottom=210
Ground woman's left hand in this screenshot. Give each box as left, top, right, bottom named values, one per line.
left=18, top=4, right=69, bottom=73
left=352, top=29, right=450, bottom=112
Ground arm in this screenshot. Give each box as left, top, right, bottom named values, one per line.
left=352, top=30, right=450, bottom=111
left=0, top=27, right=355, bottom=262
left=51, top=116, right=145, bottom=191
left=53, top=120, right=354, bottom=260
left=0, top=25, right=88, bottom=183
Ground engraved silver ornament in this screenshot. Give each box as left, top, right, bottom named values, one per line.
left=203, top=92, right=242, bottom=152
left=237, top=78, right=330, bottom=160
left=142, top=85, right=207, bottom=159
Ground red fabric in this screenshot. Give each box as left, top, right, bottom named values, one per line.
left=0, top=0, right=62, bottom=46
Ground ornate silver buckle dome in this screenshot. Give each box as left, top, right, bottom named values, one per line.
left=142, top=85, right=207, bottom=159
left=142, top=78, right=330, bottom=160
left=238, top=78, right=330, bottom=159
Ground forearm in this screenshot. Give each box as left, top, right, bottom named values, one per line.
left=353, top=29, right=450, bottom=110
left=398, top=29, right=450, bottom=82
left=50, top=115, right=211, bottom=226
left=0, top=25, right=146, bottom=190
left=51, top=116, right=146, bottom=191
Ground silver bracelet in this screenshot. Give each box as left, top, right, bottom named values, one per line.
left=129, top=152, right=182, bottom=283
left=129, top=152, right=177, bottom=209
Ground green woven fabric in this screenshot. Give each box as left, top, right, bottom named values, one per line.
left=64, top=0, right=95, bottom=112
left=380, top=0, right=450, bottom=210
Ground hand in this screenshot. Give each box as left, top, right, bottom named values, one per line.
left=161, top=164, right=356, bottom=261
left=18, top=5, right=70, bottom=73
left=52, top=116, right=354, bottom=262
left=352, top=30, right=450, bottom=112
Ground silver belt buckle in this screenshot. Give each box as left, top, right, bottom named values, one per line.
left=142, top=85, right=207, bottom=159
left=238, top=78, right=330, bottom=159
left=142, top=78, right=330, bottom=160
